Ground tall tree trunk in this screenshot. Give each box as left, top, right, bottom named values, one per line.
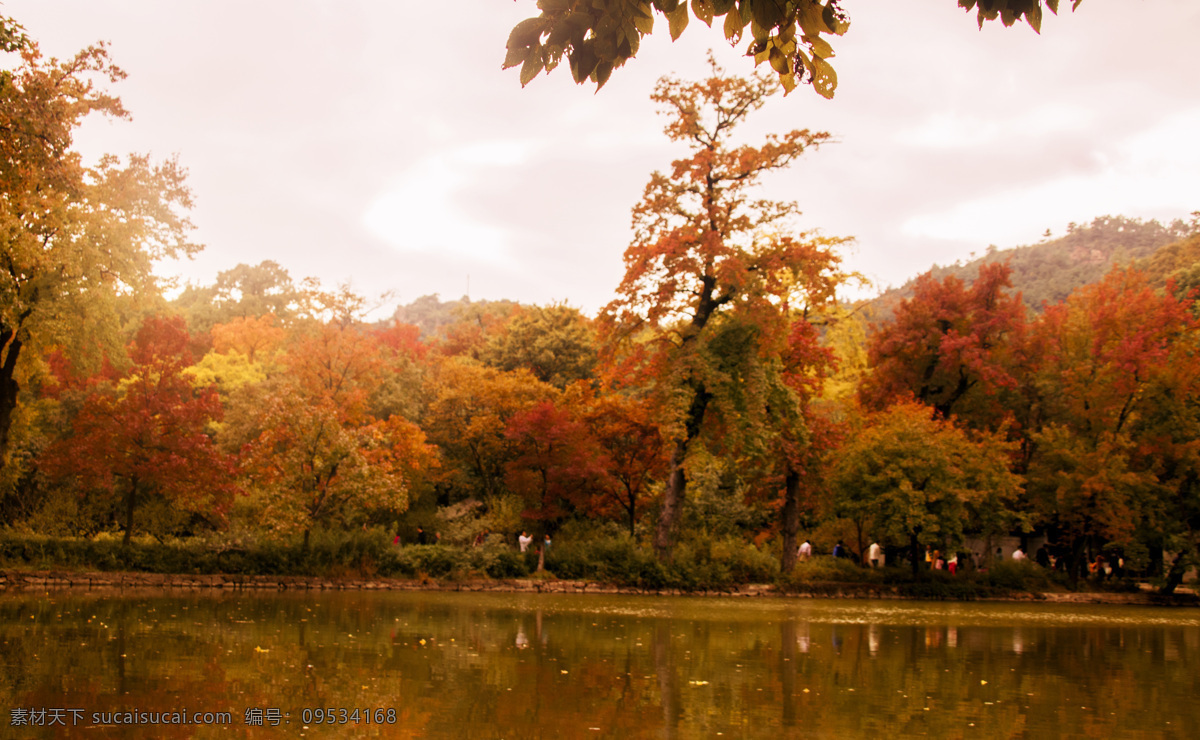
left=123, top=476, right=139, bottom=546
left=780, top=464, right=800, bottom=573
left=654, top=384, right=711, bottom=562
left=0, top=329, right=23, bottom=473
left=655, top=438, right=688, bottom=562
left=910, top=532, right=921, bottom=579
left=626, top=482, right=637, bottom=537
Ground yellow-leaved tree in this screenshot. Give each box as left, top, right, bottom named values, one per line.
left=1, top=21, right=199, bottom=480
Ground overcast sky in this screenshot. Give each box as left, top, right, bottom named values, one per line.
left=7, top=1, right=1199, bottom=316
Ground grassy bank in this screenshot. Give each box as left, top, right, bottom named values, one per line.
left=0, top=529, right=1152, bottom=597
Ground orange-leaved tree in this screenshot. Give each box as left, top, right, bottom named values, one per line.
left=600, top=59, right=850, bottom=561
left=1026, top=267, right=1196, bottom=578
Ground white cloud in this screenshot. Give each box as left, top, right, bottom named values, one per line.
left=896, top=103, right=1093, bottom=150
left=362, top=140, right=539, bottom=263
left=900, top=106, right=1200, bottom=244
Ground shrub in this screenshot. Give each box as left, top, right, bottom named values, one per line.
left=777, top=557, right=885, bottom=590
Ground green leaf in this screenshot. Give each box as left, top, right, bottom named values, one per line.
left=822, top=3, right=851, bottom=35
left=723, top=6, right=745, bottom=41
left=507, top=18, right=547, bottom=50
left=805, top=34, right=833, bottom=59
left=691, top=0, right=714, bottom=27
left=569, top=43, right=599, bottom=84
left=768, top=46, right=790, bottom=75
left=503, top=44, right=529, bottom=70
left=520, top=54, right=542, bottom=87
left=593, top=60, right=615, bottom=89
left=1026, top=4, right=1043, bottom=33
left=633, top=3, right=655, bottom=35
left=811, top=55, right=837, bottom=99
left=667, top=3, right=690, bottom=40
left=750, top=18, right=769, bottom=42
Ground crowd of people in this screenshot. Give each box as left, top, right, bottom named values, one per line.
left=796, top=538, right=1127, bottom=580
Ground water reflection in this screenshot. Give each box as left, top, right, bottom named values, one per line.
left=1, top=591, right=1197, bottom=738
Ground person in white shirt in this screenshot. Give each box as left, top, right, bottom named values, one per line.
left=798, top=540, right=812, bottom=561
left=1012, top=547, right=1026, bottom=561
left=518, top=531, right=533, bottom=553
left=868, top=542, right=882, bottom=568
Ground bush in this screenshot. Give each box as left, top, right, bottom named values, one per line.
left=982, top=559, right=1054, bottom=591
left=777, top=557, right=885, bottom=590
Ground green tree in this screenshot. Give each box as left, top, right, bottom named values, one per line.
left=1, top=39, right=198, bottom=475
left=173, top=261, right=302, bottom=333
left=506, top=1, right=1080, bottom=98
left=600, top=60, right=849, bottom=561
left=482, top=304, right=597, bottom=389
left=831, top=402, right=1022, bottom=577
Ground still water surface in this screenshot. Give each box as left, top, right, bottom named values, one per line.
left=1, top=590, right=1197, bottom=738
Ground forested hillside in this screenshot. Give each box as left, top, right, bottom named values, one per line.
left=870, top=215, right=1197, bottom=320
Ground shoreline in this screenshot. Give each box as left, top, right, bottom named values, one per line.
left=3, top=569, right=1197, bottom=606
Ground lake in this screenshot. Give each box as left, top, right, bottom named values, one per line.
left=1, top=590, right=1197, bottom=738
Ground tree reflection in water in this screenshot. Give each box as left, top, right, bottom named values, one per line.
left=1, top=592, right=1197, bottom=738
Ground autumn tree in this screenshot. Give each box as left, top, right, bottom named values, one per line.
left=1025, top=267, right=1196, bottom=578
left=506, top=1, right=1080, bottom=98
left=238, top=391, right=433, bottom=546
left=601, top=61, right=849, bottom=561
left=774, top=318, right=840, bottom=572
left=1, top=39, right=198, bottom=475
left=505, top=398, right=609, bottom=569
left=38, top=316, right=234, bottom=543
left=861, top=262, right=1027, bottom=431
left=831, top=402, right=1022, bottom=577
left=368, top=322, right=431, bottom=424
left=423, top=358, right=556, bottom=504
left=234, top=292, right=435, bottom=543
left=583, top=388, right=667, bottom=536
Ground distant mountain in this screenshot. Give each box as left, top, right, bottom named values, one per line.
left=389, top=294, right=522, bottom=337
left=867, top=215, right=1196, bottom=321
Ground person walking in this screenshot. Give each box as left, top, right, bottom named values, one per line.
left=867, top=542, right=881, bottom=568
